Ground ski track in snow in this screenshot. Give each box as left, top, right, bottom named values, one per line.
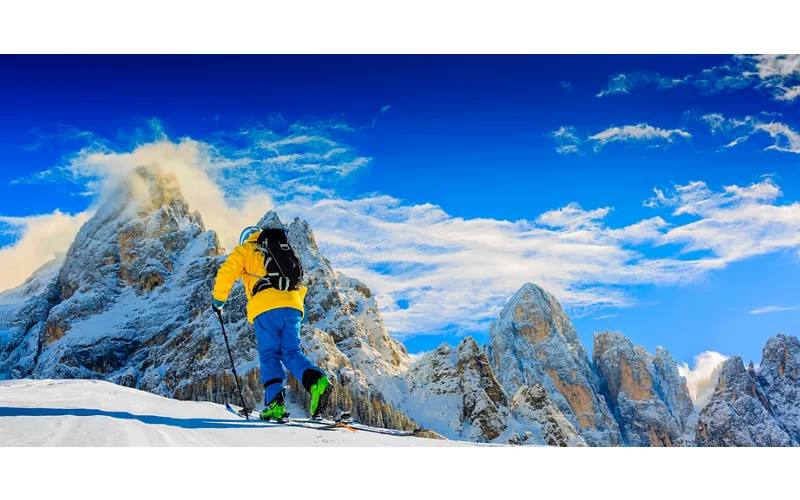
left=0, top=379, right=470, bottom=447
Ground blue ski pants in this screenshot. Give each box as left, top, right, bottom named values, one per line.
left=254, top=307, right=321, bottom=404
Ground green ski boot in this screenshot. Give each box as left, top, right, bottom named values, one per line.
left=260, top=390, right=286, bottom=421
left=309, top=375, right=332, bottom=419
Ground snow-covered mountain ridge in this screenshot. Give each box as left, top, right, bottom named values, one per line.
left=2, top=167, right=798, bottom=446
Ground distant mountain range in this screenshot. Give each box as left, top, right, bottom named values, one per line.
left=1, top=166, right=797, bottom=446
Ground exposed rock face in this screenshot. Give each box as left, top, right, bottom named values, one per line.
left=696, top=356, right=794, bottom=447
left=404, top=337, right=509, bottom=442
left=0, top=167, right=411, bottom=430
left=0, top=257, right=63, bottom=378
left=593, top=332, right=694, bottom=446
left=510, top=384, right=587, bottom=447
left=1, top=166, right=218, bottom=385
left=757, top=334, right=800, bottom=444
left=5, top=167, right=799, bottom=446
left=488, top=283, right=621, bottom=446
left=277, top=215, right=410, bottom=381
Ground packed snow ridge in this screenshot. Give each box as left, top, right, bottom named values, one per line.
left=2, top=166, right=799, bottom=446
left=0, top=379, right=466, bottom=446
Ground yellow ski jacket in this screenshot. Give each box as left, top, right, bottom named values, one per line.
left=212, top=231, right=307, bottom=324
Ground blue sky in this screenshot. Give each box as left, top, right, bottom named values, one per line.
left=1, top=55, right=799, bottom=368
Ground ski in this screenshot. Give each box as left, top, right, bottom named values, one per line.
left=225, top=403, right=446, bottom=439
left=289, top=416, right=444, bottom=439
left=225, top=404, right=356, bottom=432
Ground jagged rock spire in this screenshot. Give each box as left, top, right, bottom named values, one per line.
left=696, top=356, right=793, bottom=447
left=593, top=331, right=694, bottom=446
left=488, top=282, right=621, bottom=446
left=757, top=334, right=800, bottom=444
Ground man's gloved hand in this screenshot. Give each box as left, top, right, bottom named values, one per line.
left=212, top=299, right=226, bottom=315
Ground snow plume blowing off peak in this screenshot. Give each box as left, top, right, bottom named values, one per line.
left=69, top=139, right=276, bottom=253
left=678, top=351, right=729, bottom=409
left=0, top=138, right=276, bottom=291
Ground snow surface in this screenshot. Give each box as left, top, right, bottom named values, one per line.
left=0, top=380, right=470, bottom=447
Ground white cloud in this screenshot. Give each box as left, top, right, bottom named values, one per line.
left=549, top=126, right=582, bottom=154
left=749, top=305, right=800, bottom=315
left=690, top=112, right=800, bottom=154
left=755, top=122, right=800, bottom=154
left=18, top=120, right=371, bottom=252
left=9, top=120, right=800, bottom=338
left=275, top=175, right=800, bottom=336
left=588, top=123, right=691, bottom=149
left=407, top=351, right=427, bottom=363
left=550, top=123, right=691, bottom=154
left=381, top=105, right=392, bottom=114
left=560, top=81, right=573, bottom=91
left=754, top=55, right=800, bottom=101
left=775, top=85, right=800, bottom=102
left=536, top=203, right=611, bottom=230
left=0, top=210, right=93, bottom=292
left=596, top=72, right=681, bottom=98
left=595, top=314, right=617, bottom=320
left=678, top=351, right=728, bottom=409
left=598, top=55, right=800, bottom=102
left=645, top=176, right=800, bottom=263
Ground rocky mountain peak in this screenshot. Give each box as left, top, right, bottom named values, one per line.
left=696, top=356, right=794, bottom=447
left=404, top=337, right=509, bottom=442
left=509, top=384, right=587, bottom=447
left=58, top=167, right=207, bottom=301
left=256, top=210, right=284, bottom=230
left=593, top=331, right=694, bottom=446
left=488, top=282, right=620, bottom=446
left=757, top=334, right=800, bottom=443
left=131, top=166, right=187, bottom=214
left=496, top=283, right=581, bottom=345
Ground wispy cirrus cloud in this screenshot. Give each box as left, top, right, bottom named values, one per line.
left=549, top=126, right=582, bottom=155
left=685, top=111, right=800, bottom=154
left=550, top=123, right=691, bottom=154
left=644, top=176, right=800, bottom=263
left=588, top=124, right=691, bottom=149
left=6, top=118, right=800, bottom=337
left=596, top=55, right=800, bottom=102
left=275, top=176, right=800, bottom=336
left=596, top=72, right=682, bottom=97
left=749, top=305, right=800, bottom=315
left=13, top=117, right=371, bottom=253
left=595, top=314, right=618, bottom=320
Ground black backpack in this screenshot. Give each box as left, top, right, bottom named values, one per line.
left=252, top=228, right=304, bottom=294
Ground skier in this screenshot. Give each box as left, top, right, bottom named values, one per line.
left=212, top=225, right=332, bottom=421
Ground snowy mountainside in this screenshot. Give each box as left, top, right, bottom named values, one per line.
left=696, top=356, right=794, bottom=447
left=2, top=167, right=800, bottom=447
left=399, top=336, right=585, bottom=446
left=0, top=166, right=416, bottom=432
left=757, top=334, right=800, bottom=443
left=0, top=379, right=464, bottom=447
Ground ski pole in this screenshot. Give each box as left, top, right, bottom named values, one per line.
left=215, top=308, right=250, bottom=420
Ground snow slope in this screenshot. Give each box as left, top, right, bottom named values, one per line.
left=0, top=380, right=467, bottom=447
